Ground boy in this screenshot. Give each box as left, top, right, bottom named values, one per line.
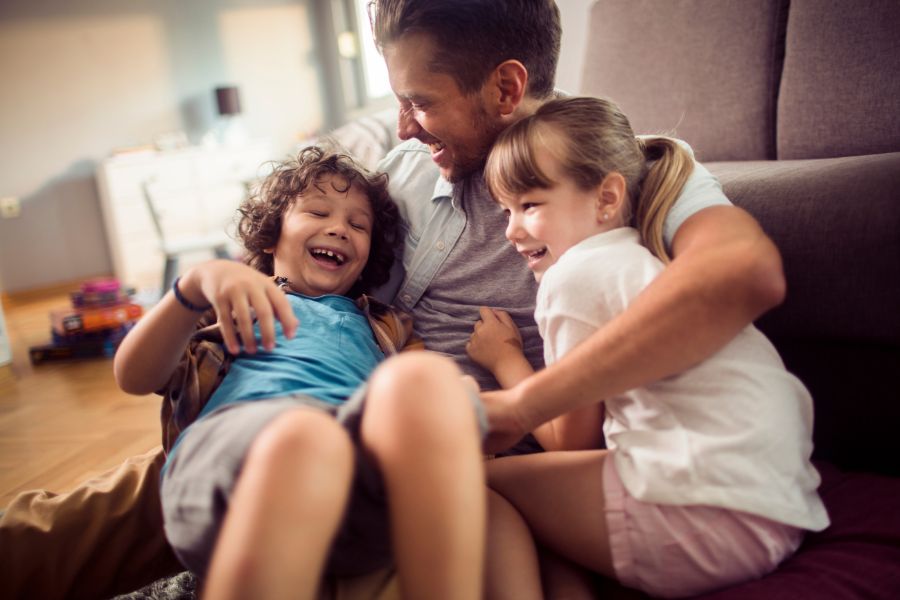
left=114, top=146, right=486, bottom=600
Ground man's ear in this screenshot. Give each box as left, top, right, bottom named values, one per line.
left=596, top=172, right=628, bottom=224
left=490, top=60, right=528, bottom=116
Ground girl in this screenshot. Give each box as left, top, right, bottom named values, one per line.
left=114, top=146, right=486, bottom=600
left=468, top=97, right=829, bottom=598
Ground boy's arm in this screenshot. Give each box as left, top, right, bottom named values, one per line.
left=482, top=205, right=785, bottom=453
left=114, top=260, right=298, bottom=395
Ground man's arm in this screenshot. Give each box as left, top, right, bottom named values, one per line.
left=483, top=205, right=785, bottom=451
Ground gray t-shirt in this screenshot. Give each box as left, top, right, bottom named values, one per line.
left=409, top=174, right=544, bottom=391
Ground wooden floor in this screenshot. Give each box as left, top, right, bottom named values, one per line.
left=0, top=281, right=161, bottom=509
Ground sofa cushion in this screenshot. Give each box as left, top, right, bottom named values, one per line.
left=707, top=154, right=900, bottom=344
left=694, top=462, right=900, bottom=599
left=579, top=0, right=788, bottom=161
left=708, top=154, right=900, bottom=475
left=777, top=0, right=900, bottom=159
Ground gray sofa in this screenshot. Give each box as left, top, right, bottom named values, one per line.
left=580, top=0, right=900, bottom=598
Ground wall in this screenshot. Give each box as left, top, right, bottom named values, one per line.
left=0, top=0, right=325, bottom=293
left=556, top=0, right=593, bottom=94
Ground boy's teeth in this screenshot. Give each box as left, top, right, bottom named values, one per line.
left=311, top=248, right=346, bottom=264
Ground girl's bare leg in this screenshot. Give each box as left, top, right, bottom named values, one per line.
left=362, top=353, right=486, bottom=600
left=203, top=409, right=354, bottom=600
left=539, top=547, right=600, bottom=600
left=487, top=450, right=615, bottom=578
left=485, top=488, right=542, bottom=600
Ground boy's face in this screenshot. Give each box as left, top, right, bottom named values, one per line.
left=270, top=174, right=373, bottom=297
left=383, top=33, right=505, bottom=183
left=498, top=152, right=613, bottom=283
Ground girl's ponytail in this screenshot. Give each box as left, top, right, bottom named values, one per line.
left=635, top=138, right=693, bottom=263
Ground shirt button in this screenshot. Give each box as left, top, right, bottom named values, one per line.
left=435, top=240, right=445, bottom=251
left=402, top=294, right=412, bottom=304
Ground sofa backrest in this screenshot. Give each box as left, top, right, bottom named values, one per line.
left=579, top=0, right=789, bottom=162
left=776, top=0, right=900, bottom=159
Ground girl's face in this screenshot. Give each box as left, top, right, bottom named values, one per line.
left=270, top=174, right=373, bottom=297
left=498, top=151, right=617, bottom=282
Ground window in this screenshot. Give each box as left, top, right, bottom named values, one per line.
left=314, top=0, right=395, bottom=130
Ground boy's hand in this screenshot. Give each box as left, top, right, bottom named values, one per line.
left=466, top=307, right=525, bottom=373
left=181, top=260, right=299, bottom=354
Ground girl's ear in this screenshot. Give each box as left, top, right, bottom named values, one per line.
left=490, top=60, right=528, bottom=117
left=595, top=172, right=627, bottom=224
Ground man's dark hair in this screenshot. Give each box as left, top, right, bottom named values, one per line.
left=236, top=145, right=401, bottom=298
left=369, top=0, right=561, bottom=99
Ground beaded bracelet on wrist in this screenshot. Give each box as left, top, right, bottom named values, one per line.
left=172, top=276, right=212, bottom=312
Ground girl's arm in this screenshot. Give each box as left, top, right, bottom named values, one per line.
left=466, top=307, right=533, bottom=389
left=467, top=307, right=604, bottom=451
left=114, top=260, right=298, bottom=395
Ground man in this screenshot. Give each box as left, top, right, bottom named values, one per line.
left=1, top=1, right=785, bottom=597
left=368, top=0, right=784, bottom=439
left=367, top=2, right=784, bottom=595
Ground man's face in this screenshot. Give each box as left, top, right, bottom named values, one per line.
left=383, top=33, right=506, bottom=183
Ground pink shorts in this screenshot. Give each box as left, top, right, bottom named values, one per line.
left=602, top=457, right=804, bottom=598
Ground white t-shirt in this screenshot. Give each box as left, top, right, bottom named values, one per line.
left=535, top=227, right=830, bottom=531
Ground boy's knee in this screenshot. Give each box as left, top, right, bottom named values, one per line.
left=369, top=352, right=462, bottom=397
left=365, top=353, right=479, bottom=447
left=246, top=409, right=352, bottom=476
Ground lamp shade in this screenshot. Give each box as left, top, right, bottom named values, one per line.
left=215, top=86, right=242, bottom=116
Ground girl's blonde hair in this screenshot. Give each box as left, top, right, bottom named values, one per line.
left=484, top=96, right=693, bottom=262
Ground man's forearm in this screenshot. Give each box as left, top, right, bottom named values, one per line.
left=516, top=206, right=785, bottom=430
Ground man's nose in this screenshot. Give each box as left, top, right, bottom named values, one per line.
left=396, top=107, right=421, bottom=141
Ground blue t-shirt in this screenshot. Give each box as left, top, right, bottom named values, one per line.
left=164, top=293, right=384, bottom=474
left=201, top=293, right=384, bottom=416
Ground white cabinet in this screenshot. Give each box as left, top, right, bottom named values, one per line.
left=95, top=141, right=274, bottom=293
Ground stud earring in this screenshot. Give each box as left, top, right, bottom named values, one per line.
left=602, top=213, right=610, bottom=221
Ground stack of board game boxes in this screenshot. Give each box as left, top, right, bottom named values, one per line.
left=29, top=278, right=142, bottom=364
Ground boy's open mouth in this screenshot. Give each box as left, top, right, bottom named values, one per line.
left=309, top=247, right=347, bottom=266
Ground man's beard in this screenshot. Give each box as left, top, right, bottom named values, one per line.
left=445, top=104, right=506, bottom=184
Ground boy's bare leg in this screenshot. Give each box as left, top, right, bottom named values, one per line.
left=484, top=488, right=542, bottom=600
left=203, top=409, right=354, bottom=600
left=363, top=353, right=487, bottom=600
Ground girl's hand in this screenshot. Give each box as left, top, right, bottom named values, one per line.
left=480, top=387, right=531, bottom=454
left=179, top=260, right=299, bottom=354
left=466, top=307, right=525, bottom=373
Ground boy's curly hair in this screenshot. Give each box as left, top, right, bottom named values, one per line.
left=236, top=145, right=401, bottom=298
